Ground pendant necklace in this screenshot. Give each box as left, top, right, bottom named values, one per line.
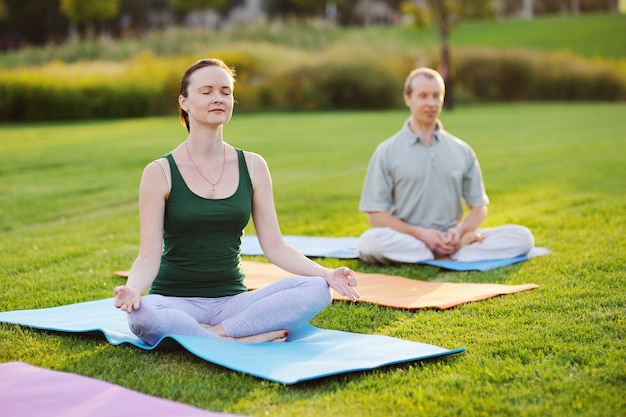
left=185, top=140, right=226, bottom=197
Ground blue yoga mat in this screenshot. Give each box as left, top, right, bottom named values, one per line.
left=242, top=235, right=360, bottom=259
left=420, top=247, right=551, bottom=272
left=241, top=235, right=549, bottom=271
left=0, top=299, right=464, bottom=385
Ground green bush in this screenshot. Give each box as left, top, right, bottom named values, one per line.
left=0, top=56, right=179, bottom=121
left=306, top=60, right=402, bottom=110
left=255, top=53, right=406, bottom=112
left=1, top=46, right=624, bottom=122
left=455, top=48, right=626, bottom=102
left=0, top=52, right=262, bottom=122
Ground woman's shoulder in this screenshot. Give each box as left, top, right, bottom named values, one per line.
left=240, top=149, right=267, bottom=166
left=238, top=148, right=258, bottom=158
left=142, top=156, right=172, bottom=192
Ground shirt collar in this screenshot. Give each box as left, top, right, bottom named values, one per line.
left=403, top=119, right=443, bottom=144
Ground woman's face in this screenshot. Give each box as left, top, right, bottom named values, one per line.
left=180, top=65, right=234, bottom=129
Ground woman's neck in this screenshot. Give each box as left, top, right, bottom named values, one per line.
left=186, top=126, right=224, bottom=155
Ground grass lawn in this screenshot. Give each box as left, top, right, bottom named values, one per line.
left=356, top=13, right=626, bottom=61
left=0, top=103, right=625, bottom=416
left=449, top=13, right=626, bottom=60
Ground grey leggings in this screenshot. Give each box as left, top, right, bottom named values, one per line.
left=128, top=276, right=332, bottom=346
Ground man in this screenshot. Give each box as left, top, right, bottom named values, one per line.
left=357, top=67, right=534, bottom=265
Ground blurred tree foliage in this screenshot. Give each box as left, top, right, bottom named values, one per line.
left=264, top=0, right=327, bottom=18
left=59, top=0, right=120, bottom=38
left=0, top=0, right=618, bottom=49
left=0, top=0, right=68, bottom=47
left=168, top=0, right=231, bottom=15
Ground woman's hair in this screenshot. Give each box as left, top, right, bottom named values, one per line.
left=179, top=58, right=236, bottom=132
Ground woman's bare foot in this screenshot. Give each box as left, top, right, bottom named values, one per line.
left=200, top=323, right=288, bottom=343
left=233, top=330, right=288, bottom=344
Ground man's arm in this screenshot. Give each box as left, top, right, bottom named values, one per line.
left=447, top=205, right=487, bottom=247
left=458, top=205, right=487, bottom=236
left=368, top=211, right=419, bottom=235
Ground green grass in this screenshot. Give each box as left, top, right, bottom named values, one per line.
left=1, top=103, right=625, bottom=416
left=450, top=13, right=626, bottom=60
left=351, top=12, right=626, bottom=60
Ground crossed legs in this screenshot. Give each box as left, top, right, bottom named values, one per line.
left=356, top=225, right=534, bottom=265
left=128, top=276, right=331, bottom=346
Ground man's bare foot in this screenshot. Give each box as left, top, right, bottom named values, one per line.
left=459, top=231, right=484, bottom=246
left=200, top=323, right=288, bottom=343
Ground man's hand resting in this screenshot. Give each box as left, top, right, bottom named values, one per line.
left=419, top=228, right=457, bottom=256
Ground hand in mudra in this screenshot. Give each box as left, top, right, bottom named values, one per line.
left=114, top=286, right=141, bottom=313
left=326, top=267, right=360, bottom=302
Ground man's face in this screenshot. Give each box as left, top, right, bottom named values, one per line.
left=403, top=75, right=444, bottom=127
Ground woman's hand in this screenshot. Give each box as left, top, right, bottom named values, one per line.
left=114, top=286, right=141, bottom=313
left=325, top=267, right=360, bottom=302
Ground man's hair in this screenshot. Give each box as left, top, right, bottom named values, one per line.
left=404, top=67, right=445, bottom=96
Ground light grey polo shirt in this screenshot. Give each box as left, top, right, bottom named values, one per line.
left=359, top=119, right=489, bottom=232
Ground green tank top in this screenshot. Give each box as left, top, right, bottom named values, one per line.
left=150, top=149, right=251, bottom=297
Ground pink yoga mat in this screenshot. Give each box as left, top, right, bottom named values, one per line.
left=0, top=362, right=244, bottom=417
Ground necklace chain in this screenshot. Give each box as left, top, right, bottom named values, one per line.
left=185, top=141, right=226, bottom=197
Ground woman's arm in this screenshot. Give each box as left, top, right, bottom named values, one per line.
left=250, top=154, right=359, bottom=301
left=114, top=161, right=169, bottom=312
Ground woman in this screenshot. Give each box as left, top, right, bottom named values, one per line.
left=114, top=58, right=359, bottom=346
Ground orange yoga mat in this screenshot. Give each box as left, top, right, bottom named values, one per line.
left=114, top=261, right=539, bottom=310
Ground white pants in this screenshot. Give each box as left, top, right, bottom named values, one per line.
left=356, top=225, right=534, bottom=265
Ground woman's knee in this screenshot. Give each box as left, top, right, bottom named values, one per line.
left=292, top=276, right=332, bottom=306
left=127, top=295, right=165, bottom=345
left=127, top=311, right=154, bottom=344
left=310, top=276, right=332, bottom=305
left=294, top=277, right=332, bottom=322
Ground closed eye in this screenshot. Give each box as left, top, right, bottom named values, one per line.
left=199, top=87, right=232, bottom=95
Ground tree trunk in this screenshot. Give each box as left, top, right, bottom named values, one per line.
left=431, top=0, right=454, bottom=110
left=440, top=37, right=454, bottom=110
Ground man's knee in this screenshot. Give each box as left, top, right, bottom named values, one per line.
left=508, top=224, right=535, bottom=253
left=356, top=229, right=385, bottom=264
